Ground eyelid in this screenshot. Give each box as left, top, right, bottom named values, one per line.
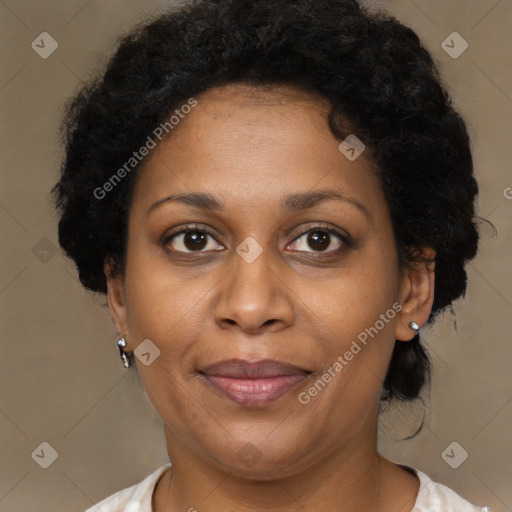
left=163, top=223, right=223, bottom=252
left=287, top=222, right=351, bottom=244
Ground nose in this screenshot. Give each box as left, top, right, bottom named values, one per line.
left=213, top=241, right=295, bottom=334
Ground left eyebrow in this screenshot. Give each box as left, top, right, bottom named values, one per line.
left=281, top=189, right=370, bottom=219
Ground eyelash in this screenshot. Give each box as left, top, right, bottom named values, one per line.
left=162, top=223, right=352, bottom=255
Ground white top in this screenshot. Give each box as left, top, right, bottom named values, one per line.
left=84, top=463, right=491, bottom=512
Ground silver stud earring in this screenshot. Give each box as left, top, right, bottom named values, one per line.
left=117, top=337, right=131, bottom=369
left=409, top=321, right=420, bottom=336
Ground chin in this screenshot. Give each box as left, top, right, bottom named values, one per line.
left=204, top=438, right=312, bottom=480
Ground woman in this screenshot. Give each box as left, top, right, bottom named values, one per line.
left=52, top=0, right=491, bottom=510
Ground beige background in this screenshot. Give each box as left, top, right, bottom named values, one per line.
left=0, top=0, right=511, bottom=510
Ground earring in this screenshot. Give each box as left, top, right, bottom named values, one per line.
left=117, top=337, right=131, bottom=369
left=409, top=321, right=420, bottom=336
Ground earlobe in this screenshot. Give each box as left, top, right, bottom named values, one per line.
left=395, top=247, right=436, bottom=342
left=104, top=261, right=131, bottom=350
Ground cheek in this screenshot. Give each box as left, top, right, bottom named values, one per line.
left=123, top=249, right=205, bottom=420
left=310, top=248, right=398, bottom=335
left=123, top=243, right=201, bottom=340
left=303, top=242, right=400, bottom=386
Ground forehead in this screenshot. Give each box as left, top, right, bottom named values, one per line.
left=130, top=83, right=383, bottom=217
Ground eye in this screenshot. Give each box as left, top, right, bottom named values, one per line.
left=288, top=225, right=349, bottom=253
left=163, top=223, right=351, bottom=255
left=163, top=224, right=224, bottom=253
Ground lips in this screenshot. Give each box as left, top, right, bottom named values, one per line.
left=199, top=358, right=310, bottom=406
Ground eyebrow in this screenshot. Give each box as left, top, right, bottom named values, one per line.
left=147, top=188, right=370, bottom=219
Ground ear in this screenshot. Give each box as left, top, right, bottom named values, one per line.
left=395, top=247, right=436, bottom=342
left=104, top=260, right=131, bottom=351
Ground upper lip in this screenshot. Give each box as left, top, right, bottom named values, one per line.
left=200, top=358, right=310, bottom=378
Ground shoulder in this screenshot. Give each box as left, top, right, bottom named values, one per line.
left=83, top=463, right=172, bottom=512
left=411, top=467, right=491, bottom=512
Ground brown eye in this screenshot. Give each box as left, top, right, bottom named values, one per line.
left=306, top=231, right=330, bottom=251
left=181, top=230, right=208, bottom=251
left=288, top=226, right=349, bottom=253
left=164, top=226, right=224, bottom=253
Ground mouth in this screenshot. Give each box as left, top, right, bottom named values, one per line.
left=199, top=358, right=311, bottom=407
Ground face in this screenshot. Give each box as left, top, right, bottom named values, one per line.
left=107, top=83, right=434, bottom=480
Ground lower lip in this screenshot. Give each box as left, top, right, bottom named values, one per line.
left=202, top=374, right=309, bottom=406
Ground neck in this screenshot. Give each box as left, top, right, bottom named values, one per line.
left=154, top=425, right=388, bottom=512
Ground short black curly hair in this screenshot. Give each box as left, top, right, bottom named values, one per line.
left=52, top=0, right=482, bottom=403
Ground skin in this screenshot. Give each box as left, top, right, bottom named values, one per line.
left=106, top=83, right=436, bottom=511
